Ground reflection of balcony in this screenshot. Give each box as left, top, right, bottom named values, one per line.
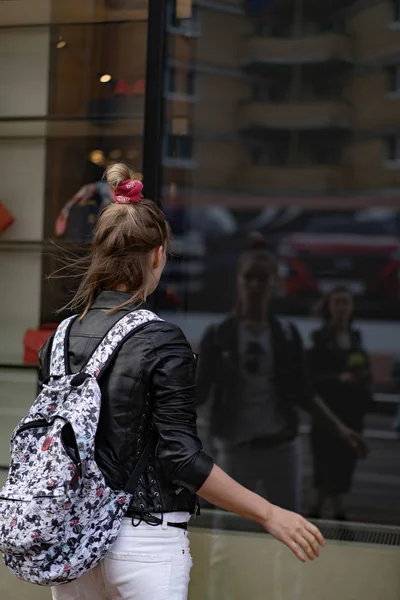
left=242, top=101, right=350, bottom=130
left=244, top=34, right=351, bottom=65
left=242, top=165, right=346, bottom=192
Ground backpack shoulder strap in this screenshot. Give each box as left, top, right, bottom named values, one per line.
left=84, top=309, right=162, bottom=378
left=49, top=315, right=77, bottom=377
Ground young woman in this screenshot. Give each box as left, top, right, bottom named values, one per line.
left=309, top=287, right=372, bottom=520
left=39, top=165, right=324, bottom=600
left=196, top=236, right=367, bottom=515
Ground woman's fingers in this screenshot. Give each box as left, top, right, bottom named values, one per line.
left=305, top=521, right=325, bottom=547
left=294, top=534, right=316, bottom=561
left=264, top=506, right=325, bottom=563
left=300, top=530, right=321, bottom=558
left=286, top=539, right=307, bottom=563
left=287, top=520, right=324, bottom=562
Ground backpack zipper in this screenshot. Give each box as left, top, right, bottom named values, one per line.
left=16, top=419, right=49, bottom=436
left=15, top=419, right=82, bottom=475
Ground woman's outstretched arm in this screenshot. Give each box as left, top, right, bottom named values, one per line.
left=198, top=464, right=325, bottom=563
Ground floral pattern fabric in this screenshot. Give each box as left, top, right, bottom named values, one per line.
left=0, top=309, right=160, bottom=586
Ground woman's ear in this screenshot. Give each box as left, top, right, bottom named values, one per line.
left=152, top=246, right=164, bottom=269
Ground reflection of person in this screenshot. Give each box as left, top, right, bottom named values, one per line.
left=41, top=166, right=323, bottom=600
left=309, top=287, right=372, bottom=520
left=196, top=235, right=366, bottom=513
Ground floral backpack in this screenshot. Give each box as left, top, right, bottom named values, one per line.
left=0, top=309, right=160, bottom=586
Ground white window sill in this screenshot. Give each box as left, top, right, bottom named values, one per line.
left=388, top=21, right=400, bottom=29
left=383, top=159, right=400, bottom=170
left=387, top=91, right=400, bottom=99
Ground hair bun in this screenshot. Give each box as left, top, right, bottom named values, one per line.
left=105, top=163, right=134, bottom=191
left=248, top=231, right=268, bottom=249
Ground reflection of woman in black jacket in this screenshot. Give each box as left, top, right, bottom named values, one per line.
left=196, top=239, right=367, bottom=513
left=309, top=287, right=372, bottom=520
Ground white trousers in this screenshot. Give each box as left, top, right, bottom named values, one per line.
left=51, top=518, right=192, bottom=600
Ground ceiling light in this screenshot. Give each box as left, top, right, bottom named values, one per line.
left=100, top=74, right=112, bottom=83
left=57, top=36, right=67, bottom=49
left=89, top=150, right=105, bottom=165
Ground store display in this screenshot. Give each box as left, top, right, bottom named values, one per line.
left=87, top=78, right=145, bottom=123
left=55, top=181, right=113, bottom=242
left=0, top=201, right=14, bottom=235
left=23, top=324, right=58, bottom=365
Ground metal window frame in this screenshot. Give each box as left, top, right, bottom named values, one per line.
left=142, top=0, right=168, bottom=207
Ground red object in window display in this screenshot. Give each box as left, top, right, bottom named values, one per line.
left=23, top=324, right=58, bottom=365
left=0, top=201, right=14, bottom=234
left=113, top=79, right=131, bottom=96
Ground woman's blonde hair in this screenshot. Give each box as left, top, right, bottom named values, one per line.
left=68, top=163, right=170, bottom=317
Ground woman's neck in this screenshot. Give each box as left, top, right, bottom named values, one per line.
left=239, top=304, right=270, bottom=334
left=240, top=304, right=269, bottom=323
left=331, top=320, right=349, bottom=333
left=115, top=284, right=129, bottom=292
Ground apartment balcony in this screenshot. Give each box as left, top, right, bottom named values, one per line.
left=242, top=165, right=346, bottom=193
left=244, top=33, right=351, bottom=67
left=242, top=100, right=350, bottom=131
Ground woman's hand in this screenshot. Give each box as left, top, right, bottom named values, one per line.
left=262, top=505, right=325, bottom=562
left=339, top=370, right=357, bottom=383
left=338, top=425, right=369, bottom=458
left=199, top=465, right=326, bottom=564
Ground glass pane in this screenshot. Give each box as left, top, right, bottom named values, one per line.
left=161, top=0, right=400, bottom=537
left=0, top=3, right=148, bottom=467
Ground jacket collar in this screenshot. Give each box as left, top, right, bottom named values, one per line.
left=215, top=314, right=283, bottom=347
left=90, top=290, right=150, bottom=312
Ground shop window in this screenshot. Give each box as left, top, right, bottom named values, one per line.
left=166, top=66, right=196, bottom=97
left=387, top=65, right=400, bottom=94
left=166, top=134, right=194, bottom=159
left=252, top=82, right=271, bottom=102
left=390, top=0, right=400, bottom=23
left=251, top=147, right=271, bottom=166
left=167, top=1, right=200, bottom=36
left=385, top=134, right=400, bottom=165
left=255, top=19, right=291, bottom=37
left=165, top=117, right=193, bottom=160
left=166, top=67, right=175, bottom=94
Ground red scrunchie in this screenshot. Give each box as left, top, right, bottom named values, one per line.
left=114, top=180, right=144, bottom=204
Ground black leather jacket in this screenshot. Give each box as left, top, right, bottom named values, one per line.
left=38, top=291, right=214, bottom=517
left=196, top=315, right=315, bottom=444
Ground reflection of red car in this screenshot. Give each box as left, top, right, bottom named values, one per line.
left=277, top=214, right=400, bottom=306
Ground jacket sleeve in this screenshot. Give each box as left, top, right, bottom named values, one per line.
left=145, top=324, right=215, bottom=494
left=37, top=334, right=55, bottom=388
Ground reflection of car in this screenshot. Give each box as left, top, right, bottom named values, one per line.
left=277, top=212, right=400, bottom=311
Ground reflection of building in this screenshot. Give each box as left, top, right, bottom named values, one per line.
left=164, top=0, right=400, bottom=205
